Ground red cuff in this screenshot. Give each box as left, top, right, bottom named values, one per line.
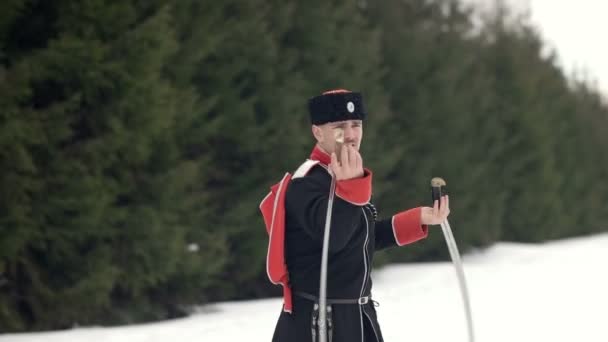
left=392, top=207, right=428, bottom=246
left=335, top=169, right=372, bottom=205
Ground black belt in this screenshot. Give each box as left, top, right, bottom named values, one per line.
left=294, top=291, right=371, bottom=305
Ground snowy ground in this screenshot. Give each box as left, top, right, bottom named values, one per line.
left=2, top=233, right=607, bottom=341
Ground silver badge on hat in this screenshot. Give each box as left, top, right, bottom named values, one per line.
left=347, top=101, right=355, bottom=113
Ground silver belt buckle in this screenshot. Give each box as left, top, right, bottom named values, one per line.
left=358, top=296, right=369, bottom=305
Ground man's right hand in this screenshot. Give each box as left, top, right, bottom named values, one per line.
left=330, top=144, right=364, bottom=180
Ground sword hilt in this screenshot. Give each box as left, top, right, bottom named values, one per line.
left=431, top=177, right=447, bottom=207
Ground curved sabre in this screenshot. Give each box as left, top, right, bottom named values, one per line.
left=441, top=219, right=475, bottom=342
left=432, top=177, right=475, bottom=342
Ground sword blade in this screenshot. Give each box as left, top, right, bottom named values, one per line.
left=318, top=175, right=336, bottom=342
left=441, top=219, right=475, bottom=342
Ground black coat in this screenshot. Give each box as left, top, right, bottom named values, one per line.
left=272, top=163, right=411, bottom=342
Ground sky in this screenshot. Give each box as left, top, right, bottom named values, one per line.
left=467, top=0, right=608, bottom=98
left=2, top=233, right=608, bottom=342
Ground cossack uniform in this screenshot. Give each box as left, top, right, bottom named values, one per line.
left=260, top=90, right=429, bottom=342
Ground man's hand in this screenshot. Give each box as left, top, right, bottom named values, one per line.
left=421, top=195, right=450, bottom=225
left=330, top=144, right=364, bottom=180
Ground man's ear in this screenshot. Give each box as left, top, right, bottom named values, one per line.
left=312, top=125, right=323, bottom=143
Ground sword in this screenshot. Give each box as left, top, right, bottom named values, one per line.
left=432, top=177, right=475, bottom=342
left=317, top=173, right=335, bottom=342
left=317, top=129, right=344, bottom=342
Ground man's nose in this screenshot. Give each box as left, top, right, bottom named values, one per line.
left=344, top=126, right=356, bottom=140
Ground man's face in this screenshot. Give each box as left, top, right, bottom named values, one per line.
left=312, top=120, right=363, bottom=155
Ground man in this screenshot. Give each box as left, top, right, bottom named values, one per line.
left=260, top=89, right=450, bottom=342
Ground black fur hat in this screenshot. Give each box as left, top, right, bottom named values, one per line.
left=308, top=89, right=367, bottom=125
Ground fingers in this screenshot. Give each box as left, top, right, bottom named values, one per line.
left=330, top=152, right=336, bottom=171
left=345, top=144, right=356, bottom=168
left=340, top=144, right=348, bottom=167
left=348, top=144, right=356, bottom=167
left=423, top=195, right=450, bottom=226
left=333, top=145, right=363, bottom=180
left=347, top=144, right=363, bottom=171
left=439, top=195, right=450, bottom=220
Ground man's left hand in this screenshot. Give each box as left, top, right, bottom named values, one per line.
left=421, top=195, right=450, bottom=225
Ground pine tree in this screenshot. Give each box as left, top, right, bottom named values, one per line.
left=0, top=0, right=194, bottom=330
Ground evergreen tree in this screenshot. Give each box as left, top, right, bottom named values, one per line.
left=1, top=0, right=608, bottom=331
left=0, top=0, right=193, bottom=330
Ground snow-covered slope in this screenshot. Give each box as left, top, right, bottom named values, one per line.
left=2, top=233, right=607, bottom=341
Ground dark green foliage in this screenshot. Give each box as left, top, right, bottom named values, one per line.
left=0, top=0, right=607, bottom=332
left=0, top=0, right=192, bottom=330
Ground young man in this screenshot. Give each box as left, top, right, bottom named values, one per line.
left=260, top=89, right=450, bottom=342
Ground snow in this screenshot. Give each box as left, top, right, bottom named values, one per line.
left=2, top=233, right=608, bottom=341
